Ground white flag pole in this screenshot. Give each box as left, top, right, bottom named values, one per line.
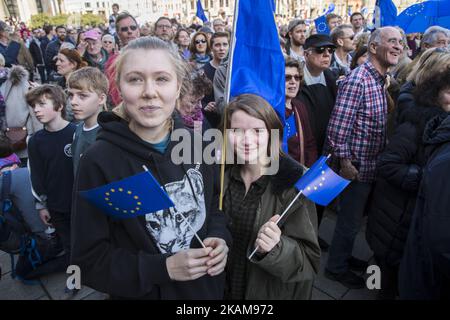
left=143, top=166, right=206, bottom=249
left=247, top=154, right=332, bottom=260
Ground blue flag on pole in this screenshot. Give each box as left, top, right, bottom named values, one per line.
left=80, top=171, right=174, bottom=219
left=373, top=0, right=398, bottom=28
left=229, top=0, right=285, bottom=130
left=295, top=156, right=350, bottom=206
left=315, top=14, right=331, bottom=35
left=396, top=0, right=450, bottom=33
left=196, top=0, right=208, bottom=23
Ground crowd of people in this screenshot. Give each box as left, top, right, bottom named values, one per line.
left=0, top=3, right=449, bottom=300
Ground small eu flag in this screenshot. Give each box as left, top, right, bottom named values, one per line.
left=80, top=171, right=174, bottom=219
left=315, top=15, right=331, bottom=35
left=284, top=113, right=297, bottom=141
left=295, top=156, right=350, bottom=206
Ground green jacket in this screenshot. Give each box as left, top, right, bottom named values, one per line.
left=224, top=156, right=321, bottom=300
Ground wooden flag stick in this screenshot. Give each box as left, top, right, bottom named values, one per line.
left=142, top=165, right=206, bottom=249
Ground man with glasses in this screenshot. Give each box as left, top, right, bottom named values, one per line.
left=325, top=27, right=404, bottom=289
left=297, top=34, right=338, bottom=247
left=330, top=25, right=355, bottom=77
left=154, top=17, right=174, bottom=42
left=105, top=12, right=140, bottom=107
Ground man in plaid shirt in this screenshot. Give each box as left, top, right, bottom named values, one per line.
left=325, top=27, right=404, bottom=289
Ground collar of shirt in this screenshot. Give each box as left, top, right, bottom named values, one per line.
left=363, top=60, right=386, bottom=87
left=230, top=166, right=269, bottom=189
left=333, top=52, right=352, bottom=68
left=303, top=65, right=327, bottom=86
left=290, top=50, right=305, bottom=63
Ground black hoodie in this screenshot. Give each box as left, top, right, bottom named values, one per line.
left=71, top=111, right=231, bottom=299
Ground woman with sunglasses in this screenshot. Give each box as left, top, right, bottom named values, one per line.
left=284, top=58, right=317, bottom=167
left=189, top=32, right=212, bottom=70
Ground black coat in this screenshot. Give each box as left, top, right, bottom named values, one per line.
left=366, top=103, right=445, bottom=266
left=297, top=69, right=337, bottom=154
left=399, top=113, right=450, bottom=299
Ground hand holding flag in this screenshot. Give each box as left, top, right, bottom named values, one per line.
left=248, top=155, right=350, bottom=259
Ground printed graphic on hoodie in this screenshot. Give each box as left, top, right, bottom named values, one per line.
left=145, top=168, right=206, bottom=254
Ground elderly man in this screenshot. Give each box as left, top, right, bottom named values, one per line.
left=213, top=18, right=226, bottom=32
left=83, top=30, right=109, bottom=72
left=325, top=27, right=404, bottom=289
left=330, top=24, right=356, bottom=77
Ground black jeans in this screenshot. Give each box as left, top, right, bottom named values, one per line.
left=49, top=210, right=71, bottom=266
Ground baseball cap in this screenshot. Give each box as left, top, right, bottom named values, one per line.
left=84, top=29, right=101, bottom=41
left=287, top=19, right=306, bottom=33
left=304, top=34, right=336, bottom=50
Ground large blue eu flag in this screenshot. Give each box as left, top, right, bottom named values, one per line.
left=80, top=171, right=174, bottom=219
left=295, top=156, right=350, bottom=206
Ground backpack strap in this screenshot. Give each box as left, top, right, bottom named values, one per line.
left=0, top=170, right=12, bottom=215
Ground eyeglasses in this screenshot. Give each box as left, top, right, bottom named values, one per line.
left=313, top=46, right=335, bottom=54
left=120, top=25, right=138, bottom=33
left=285, top=75, right=302, bottom=82
left=195, top=39, right=207, bottom=44
left=343, top=35, right=355, bottom=41
left=157, top=24, right=172, bottom=30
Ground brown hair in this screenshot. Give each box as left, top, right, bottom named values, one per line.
left=225, top=94, right=283, bottom=159
left=26, top=84, right=67, bottom=119
left=189, top=32, right=211, bottom=56
left=414, top=65, right=450, bottom=108
left=67, top=66, right=109, bottom=97
left=285, top=57, right=305, bottom=87
left=210, top=31, right=229, bottom=46
left=59, top=48, right=88, bottom=70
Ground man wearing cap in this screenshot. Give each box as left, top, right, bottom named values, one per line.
left=297, top=34, right=337, bottom=156
left=286, top=19, right=307, bottom=63
left=0, top=21, right=20, bottom=67
left=212, top=18, right=226, bottom=33
left=325, top=27, right=404, bottom=289
left=83, top=29, right=109, bottom=72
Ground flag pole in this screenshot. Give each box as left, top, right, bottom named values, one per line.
left=142, top=166, right=206, bottom=249
left=247, top=189, right=304, bottom=260
left=219, top=0, right=240, bottom=211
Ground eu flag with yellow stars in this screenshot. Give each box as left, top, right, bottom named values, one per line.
left=80, top=171, right=174, bottom=219
left=295, top=156, right=350, bottom=206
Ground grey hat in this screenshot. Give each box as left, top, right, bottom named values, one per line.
left=199, top=26, right=214, bottom=34
left=287, top=19, right=305, bottom=33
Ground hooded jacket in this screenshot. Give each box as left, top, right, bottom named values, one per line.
left=223, top=156, right=321, bottom=300
left=399, top=113, right=450, bottom=299
left=71, top=111, right=231, bottom=299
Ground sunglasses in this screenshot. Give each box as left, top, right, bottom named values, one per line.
left=120, top=25, right=138, bottom=33
left=195, top=39, right=207, bottom=44
left=286, top=75, right=302, bottom=82
left=313, top=46, right=335, bottom=54
left=344, top=35, right=355, bottom=40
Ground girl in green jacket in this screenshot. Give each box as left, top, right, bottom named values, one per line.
left=223, top=93, right=321, bottom=300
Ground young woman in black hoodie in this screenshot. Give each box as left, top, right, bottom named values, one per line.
left=71, top=37, right=231, bottom=299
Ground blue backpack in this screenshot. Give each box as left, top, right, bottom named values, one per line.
left=0, top=171, right=64, bottom=284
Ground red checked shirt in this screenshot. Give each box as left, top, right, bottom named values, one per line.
left=326, top=61, right=387, bottom=183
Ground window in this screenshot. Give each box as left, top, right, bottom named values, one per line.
left=226, top=0, right=229, bottom=7
left=220, top=0, right=224, bottom=7
left=191, top=0, right=195, bottom=10
left=85, top=2, right=91, bottom=8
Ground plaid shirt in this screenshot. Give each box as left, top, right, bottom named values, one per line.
left=326, top=61, right=387, bottom=183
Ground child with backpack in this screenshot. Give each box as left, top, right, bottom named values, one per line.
left=66, top=67, right=108, bottom=174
